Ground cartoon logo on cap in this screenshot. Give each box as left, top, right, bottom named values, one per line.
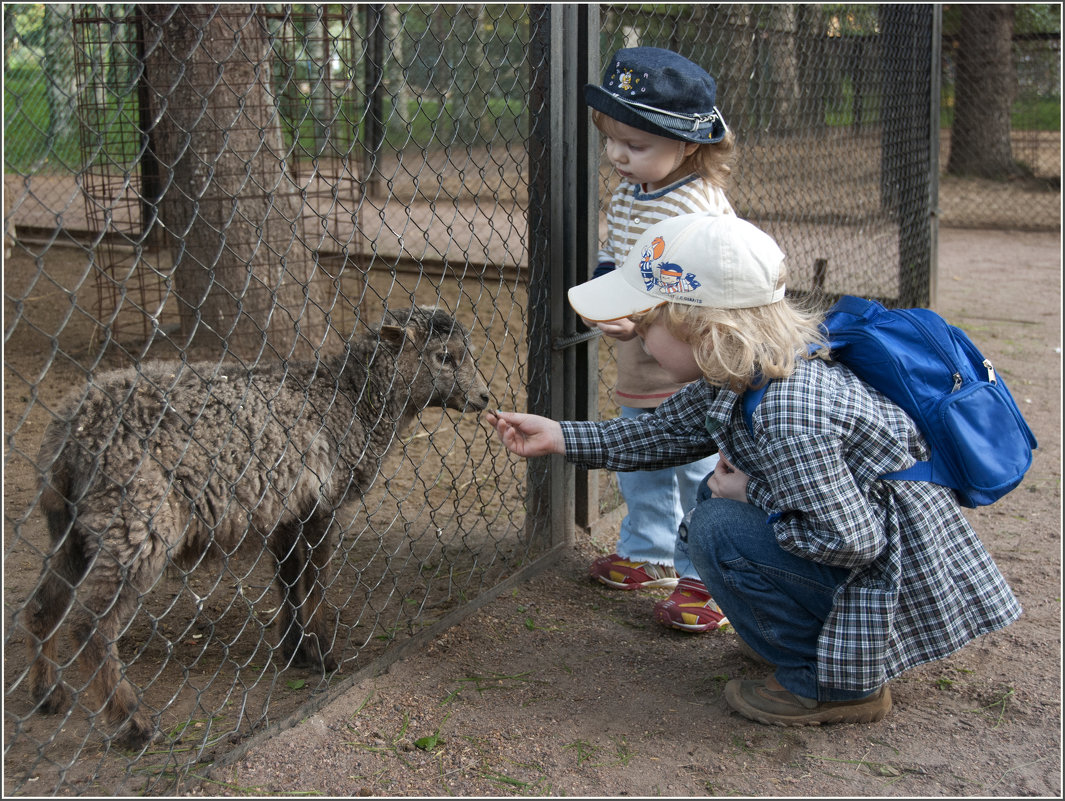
left=639, top=235, right=701, bottom=296
left=618, top=69, right=634, bottom=93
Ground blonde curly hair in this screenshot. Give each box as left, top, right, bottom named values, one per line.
left=630, top=267, right=829, bottom=392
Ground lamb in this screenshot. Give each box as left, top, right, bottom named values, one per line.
left=23, top=306, right=491, bottom=748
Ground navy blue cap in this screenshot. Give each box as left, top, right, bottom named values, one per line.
left=584, top=47, right=728, bottom=144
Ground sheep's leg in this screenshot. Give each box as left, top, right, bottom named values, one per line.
left=24, top=529, right=85, bottom=714
left=270, top=522, right=307, bottom=668
left=271, top=518, right=338, bottom=672
left=71, top=548, right=156, bottom=749
left=65, top=532, right=161, bottom=749
left=298, top=514, right=338, bottom=672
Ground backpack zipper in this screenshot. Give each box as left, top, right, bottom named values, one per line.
left=896, top=309, right=965, bottom=393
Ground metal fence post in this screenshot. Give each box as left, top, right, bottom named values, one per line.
left=572, top=4, right=600, bottom=531
left=526, top=4, right=570, bottom=551
left=526, top=2, right=600, bottom=548
left=929, top=5, right=942, bottom=308
left=881, top=4, right=936, bottom=308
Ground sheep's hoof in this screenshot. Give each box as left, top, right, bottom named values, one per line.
left=114, top=717, right=155, bottom=750
left=320, top=651, right=339, bottom=673
left=32, top=682, right=71, bottom=715
left=282, top=641, right=338, bottom=673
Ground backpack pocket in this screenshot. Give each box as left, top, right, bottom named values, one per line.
left=938, top=381, right=1035, bottom=503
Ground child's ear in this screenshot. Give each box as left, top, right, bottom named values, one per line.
left=683, top=142, right=699, bottom=158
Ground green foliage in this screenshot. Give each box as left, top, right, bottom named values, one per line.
left=3, top=65, right=82, bottom=171
left=1011, top=95, right=1061, bottom=132
left=1011, top=4, right=1061, bottom=35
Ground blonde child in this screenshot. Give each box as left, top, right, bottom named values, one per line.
left=485, top=213, right=1020, bottom=725
left=582, top=47, right=734, bottom=634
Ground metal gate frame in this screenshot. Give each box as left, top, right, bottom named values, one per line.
left=526, top=3, right=939, bottom=545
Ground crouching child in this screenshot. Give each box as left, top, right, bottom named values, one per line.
left=484, top=213, right=1021, bottom=726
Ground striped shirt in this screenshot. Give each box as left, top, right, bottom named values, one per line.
left=560, top=357, right=1021, bottom=692
left=599, top=175, right=734, bottom=408
left=599, top=174, right=734, bottom=268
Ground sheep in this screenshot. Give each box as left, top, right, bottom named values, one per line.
left=22, top=306, right=491, bottom=748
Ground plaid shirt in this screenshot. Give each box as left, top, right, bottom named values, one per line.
left=561, top=357, right=1021, bottom=691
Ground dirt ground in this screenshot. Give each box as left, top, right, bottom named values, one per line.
left=171, top=227, right=1061, bottom=798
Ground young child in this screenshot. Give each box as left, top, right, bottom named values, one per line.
left=485, top=213, right=1021, bottom=726
left=581, top=46, right=734, bottom=634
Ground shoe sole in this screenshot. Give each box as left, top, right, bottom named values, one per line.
left=724, top=681, right=891, bottom=726
left=653, top=607, right=729, bottom=632
left=593, top=575, right=679, bottom=590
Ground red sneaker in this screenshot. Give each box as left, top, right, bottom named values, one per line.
left=654, top=577, right=729, bottom=632
left=588, top=554, right=679, bottom=590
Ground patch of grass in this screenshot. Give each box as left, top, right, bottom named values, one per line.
left=969, top=687, right=1015, bottom=729
left=610, top=736, right=635, bottom=767
left=414, top=710, right=451, bottom=752
left=563, top=739, right=597, bottom=766
left=480, top=771, right=531, bottom=790
left=804, top=753, right=916, bottom=783
left=198, top=774, right=323, bottom=796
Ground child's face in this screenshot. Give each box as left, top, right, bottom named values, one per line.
left=638, top=318, right=702, bottom=383
left=599, top=118, right=697, bottom=191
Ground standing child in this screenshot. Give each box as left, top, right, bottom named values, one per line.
left=581, top=46, right=734, bottom=634
left=485, top=213, right=1021, bottom=726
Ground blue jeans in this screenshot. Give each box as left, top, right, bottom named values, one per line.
left=615, top=406, right=719, bottom=577
left=682, top=486, right=873, bottom=702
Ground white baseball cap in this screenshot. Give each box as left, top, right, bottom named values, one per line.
left=568, top=213, right=786, bottom=322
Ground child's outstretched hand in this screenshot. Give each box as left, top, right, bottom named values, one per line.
left=582, top=316, right=638, bottom=342
left=484, top=411, right=565, bottom=458
left=706, top=452, right=749, bottom=502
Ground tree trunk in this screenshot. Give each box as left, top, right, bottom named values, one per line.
left=721, top=4, right=758, bottom=134
left=947, top=4, right=1020, bottom=179
left=142, top=4, right=330, bottom=359
left=767, top=4, right=800, bottom=134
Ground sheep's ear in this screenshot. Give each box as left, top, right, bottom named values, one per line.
left=379, top=325, right=416, bottom=345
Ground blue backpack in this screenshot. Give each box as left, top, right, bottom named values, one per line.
left=742, top=295, right=1038, bottom=508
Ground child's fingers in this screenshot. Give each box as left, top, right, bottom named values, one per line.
left=484, top=410, right=524, bottom=453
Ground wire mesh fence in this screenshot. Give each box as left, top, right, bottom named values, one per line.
left=2, top=3, right=1058, bottom=795
left=938, top=4, right=1061, bottom=230
left=5, top=4, right=540, bottom=794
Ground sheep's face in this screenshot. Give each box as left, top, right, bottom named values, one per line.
left=380, top=307, right=491, bottom=413
left=426, top=333, right=491, bottom=412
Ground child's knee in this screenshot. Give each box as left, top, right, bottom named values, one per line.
left=685, top=498, right=773, bottom=565
left=684, top=497, right=735, bottom=561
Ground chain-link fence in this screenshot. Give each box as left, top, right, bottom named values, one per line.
left=6, top=5, right=542, bottom=794
left=2, top=3, right=1054, bottom=795
left=938, top=4, right=1061, bottom=230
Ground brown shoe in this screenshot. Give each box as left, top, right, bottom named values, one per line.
left=724, top=676, right=891, bottom=726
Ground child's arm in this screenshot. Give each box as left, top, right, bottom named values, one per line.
left=484, top=410, right=565, bottom=458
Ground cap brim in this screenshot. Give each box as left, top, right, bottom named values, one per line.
left=584, top=84, right=727, bottom=144
left=584, top=84, right=681, bottom=141
left=567, top=269, right=662, bottom=322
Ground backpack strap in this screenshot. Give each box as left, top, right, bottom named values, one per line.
left=828, top=294, right=879, bottom=319
left=741, top=381, right=770, bottom=437
left=882, top=460, right=935, bottom=483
